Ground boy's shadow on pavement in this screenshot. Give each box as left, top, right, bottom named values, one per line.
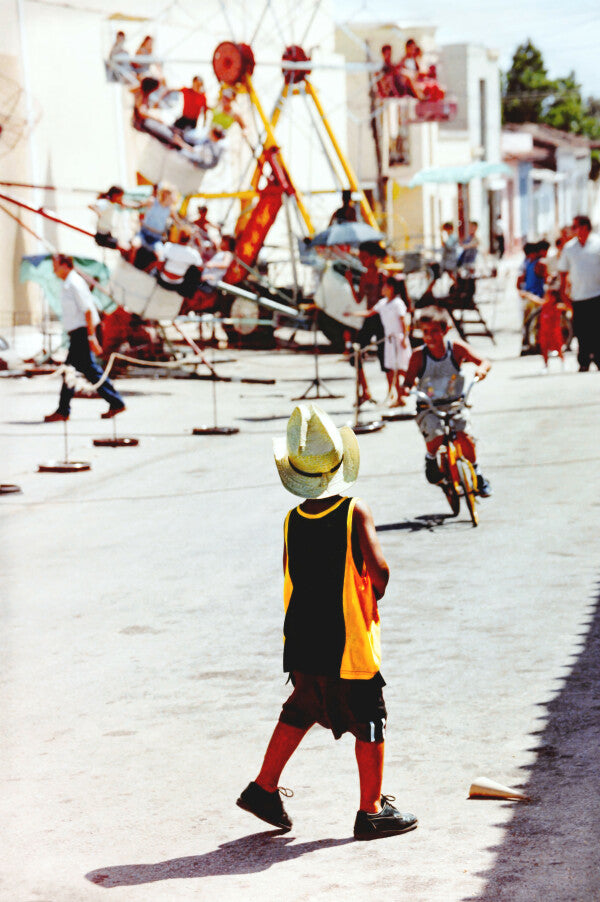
left=86, top=831, right=353, bottom=887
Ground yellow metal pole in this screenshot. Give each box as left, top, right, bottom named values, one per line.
left=244, top=74, right=314, bottom=236
left=248, top=81, right=291, bottom=196
left=303, top=79, right=379, bottom=230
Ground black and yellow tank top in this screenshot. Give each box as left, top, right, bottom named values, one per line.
left=282, top=496, right=381, bottom=679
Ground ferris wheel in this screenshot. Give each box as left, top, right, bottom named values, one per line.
left=4, top=0, right=449, bottom=350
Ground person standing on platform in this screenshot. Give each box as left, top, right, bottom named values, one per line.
left=44, top=255, right=125, bottom=422
left=329, top=189, right=358, bottom=225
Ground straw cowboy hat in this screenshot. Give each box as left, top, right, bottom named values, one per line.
left=273, top=404, right=360, bottom=499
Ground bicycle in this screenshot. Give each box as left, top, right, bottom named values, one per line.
left=412, top=380, right=480, bottom=527
left=521, top=300, right=573, bottom=356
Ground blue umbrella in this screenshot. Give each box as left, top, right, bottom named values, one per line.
left=20, top=254, right=113, bottom=317
left=309, top=221, right=385, bottom=247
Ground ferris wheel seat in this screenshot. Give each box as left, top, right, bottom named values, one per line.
left=137, top=137, right=206, bottom=196
left=109, top=259, right=182, bottom=320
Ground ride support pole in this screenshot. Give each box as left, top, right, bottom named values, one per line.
left=243, top=75, right=314, bottom=236
left=303, top=80, right=379, bottom=230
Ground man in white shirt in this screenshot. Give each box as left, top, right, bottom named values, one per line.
left=44, top=255, right=126, bottom=422
left=558, top=215, right=600, bottom=371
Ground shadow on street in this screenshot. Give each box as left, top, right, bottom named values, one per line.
left=377, top=513, right=457, bottom=533
left=86, top=832, right=353, bottom=887
left=463, top=579, right=600, bottom=902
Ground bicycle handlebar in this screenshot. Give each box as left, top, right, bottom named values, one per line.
left=411, top=376, right=479, bottom=412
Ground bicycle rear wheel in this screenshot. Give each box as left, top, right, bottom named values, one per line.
left=457, top=458, right=478, bottom=526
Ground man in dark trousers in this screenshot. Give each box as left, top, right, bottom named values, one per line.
left=558, top=215, right=600, bottom=371
left=44, top=255, right=125, bottom=422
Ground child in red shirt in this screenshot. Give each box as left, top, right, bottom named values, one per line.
left=536, top=287, right=568, bottom=368
left=174, top=76, right=208, bottom=131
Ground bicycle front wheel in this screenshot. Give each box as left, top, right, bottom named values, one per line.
left=457, top=458, right=479, bottom=527
left=439, top=450, right=460, bottom=516
left=441, top=479, right=460, bottom=516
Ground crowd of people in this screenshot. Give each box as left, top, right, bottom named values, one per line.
left=517, top=229, right=571, bottom=367
left=106, top=31, right=246, bottom=170
left=376, top=40, right=445, bottom=102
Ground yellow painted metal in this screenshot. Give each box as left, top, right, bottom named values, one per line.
left=184, top=190, right=259, bottom=202
left=249, top=81, right=291, bottom=195
left=303, top=79, right=378, bottom=230
left=243, top=74, right=314, bottom=236
left=178, top=68, right=380, bottom=245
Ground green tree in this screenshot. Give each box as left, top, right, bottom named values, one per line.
left=502, top=41, right=600, bottom=171
left=543, top=72, right=592, bottom=135
left=502, top=39, right=555, bottom=124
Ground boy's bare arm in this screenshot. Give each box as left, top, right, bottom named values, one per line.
left=401, top=347, right=423, bottom=392
left=353, top=499, right=389, bottom=600
left=452, top=339, right=491, bottom=380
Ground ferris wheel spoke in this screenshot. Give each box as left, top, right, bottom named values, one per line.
left=300, top=0, right=324, bottom=47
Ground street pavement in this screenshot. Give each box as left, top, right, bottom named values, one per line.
left=1, top=276, right=599, bottom=901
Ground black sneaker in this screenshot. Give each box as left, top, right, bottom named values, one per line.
left=477, top=474, right=492, bottom=497
left=354, top=795, right=418, bottom=841
left=236, top=781, right=293, bottom=831
left=425, top=456, right=443, bottom=484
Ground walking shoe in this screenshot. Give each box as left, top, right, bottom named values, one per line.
left=44, top=410, right=69, bottom=422
left=236, top=782, right=293, bottom=832
left=354, top=795, right=418, bottom=841
left=425, top=456, right=443, bottom=484
left=101, top=404, right=126, bottom=419
left=477, top=474, right=492, bottom=497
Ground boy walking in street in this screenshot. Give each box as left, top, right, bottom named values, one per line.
left=236, top=404, right=417, bottom=840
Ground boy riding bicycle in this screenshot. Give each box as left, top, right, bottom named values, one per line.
left=402, top=306, right=492, bottom=497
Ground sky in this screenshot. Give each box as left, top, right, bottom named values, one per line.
left=332, top=0, right=600, bottom=98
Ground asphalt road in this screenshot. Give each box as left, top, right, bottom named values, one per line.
left=1, top=288, right=599, bottom=901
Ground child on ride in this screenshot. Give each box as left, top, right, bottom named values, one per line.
left=402, top=306, right=492, bottom=497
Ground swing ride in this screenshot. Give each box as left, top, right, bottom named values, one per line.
left=3, top=1, right=458, bottom=365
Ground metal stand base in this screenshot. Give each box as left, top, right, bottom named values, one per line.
left=191, top=346, right=240, bottom=436
left=382, top=410, right=415, bottom=422
left=38, top=420, right=91, bottom=473
left=293, top=308, right=342, bottom=401
left=93, top=437, right=139, bottom=447
left=293, top=378, right=342, bottom=401
left=353, top=419, right=386, bottom=434
left=1, top=484, right=22, bottom=494
left=350, top=344, right=386, bottom=435
left=93, top=419, right=139, bottom=447
left=192, top=426, right=239, bottom=436
left=38, top=461, right=91, bottom=473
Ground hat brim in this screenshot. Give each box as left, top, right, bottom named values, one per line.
left=273, top=426, right=360, bottom=499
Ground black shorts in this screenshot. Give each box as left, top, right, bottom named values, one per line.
left=279, top=671, right=387, bottom=742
